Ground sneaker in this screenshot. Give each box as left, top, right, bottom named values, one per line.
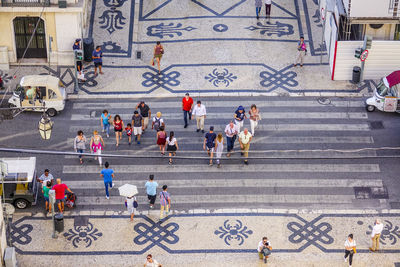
left=244, top=160, right=249, bottom=165
left=137, top=141, right=140, bottom=144
left=102, top=129, right=105, bottom=133
left=184, top=124, right=188, bottom=128
left=106, top=196, right=109, bottom=200
left=202, top=130, right=205, bottom=133
left=111, top=183, right=115, bottom=188
left=264, top=258, right=267, bottom=263
left=129, top=142, right=131, bottom=145
left=196, top=129, right=200, bottom=132
left=107, top=134, right=110, bottom=138
left=217, top=164, right=221, bottom=168
left=344, top=257, right=347, bottom=262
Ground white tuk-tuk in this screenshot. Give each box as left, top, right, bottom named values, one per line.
left=366, top=70, right=400, bottom=113
left=0, top=157, right=39, bottom=209
left=8, top=75, right=66, bottom=117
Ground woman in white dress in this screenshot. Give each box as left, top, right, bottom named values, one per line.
left=215, top=133, right=224, bottom=168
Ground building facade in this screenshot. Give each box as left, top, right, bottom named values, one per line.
left=0, top=0, right=88, bottom=70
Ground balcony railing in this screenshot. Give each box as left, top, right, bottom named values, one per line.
left=0, top=0, right=50, bottom=7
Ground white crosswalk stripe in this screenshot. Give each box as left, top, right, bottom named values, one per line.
left=61, top=98, right=385, bottom=210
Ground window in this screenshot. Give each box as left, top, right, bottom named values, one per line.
left=395, top=24, right=400, bottom=40
left=48, top=89, right=57, bottom=99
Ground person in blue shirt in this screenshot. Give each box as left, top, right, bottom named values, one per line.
left=145, top=174, right=158, bottom=209
left=100, top=162, right=114, bottom=199
left=72, top=39, right=81, bottom=50
left=234, top=106, right=247, bottom=132
left=92, top=46, right=103, bottom=75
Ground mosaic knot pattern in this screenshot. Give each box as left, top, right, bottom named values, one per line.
left=134, top=220, right=179, bottom=247
left=260, top=67, right=298, bottom=90
left=205, top=68, right=237, bottom=87
left=287, top=218, right=333, bottom=250
left=146, top=23, right=197, bottom=38
left=214, top=220, right=253, bottom=246
left=245, top=21, right=294, bottom=37
left=213, top=24, right=228, bottom=32
left=11, top=224, right=33, bottom=245
left=366, top=220, right=400, bottom=245
left=63, top=222, right=103, bottom=248
left=142, top=70, right=181, bottom=90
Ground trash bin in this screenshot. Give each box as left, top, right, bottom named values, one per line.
left=83, top=38, right=94, bottom=62
left=352, top=66, right=361, bottom=83
left=54, top=213, right=64, bottom=232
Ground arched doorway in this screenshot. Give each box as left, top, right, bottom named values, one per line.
left=13, top=17, right=47, bottom=59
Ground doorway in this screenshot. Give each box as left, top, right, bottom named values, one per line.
left=13, top=17, right=47, bottom=59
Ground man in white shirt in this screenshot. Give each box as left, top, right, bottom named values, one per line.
left=191, top=100, right=207, bottom=133
left=224, top=121, right=239, bottom=157
left=257, top=237, right=272, bottom=263
left=37, top=169, right=54, bottom=186
left=144, top=254, right=161, bottom=267
left=370, top=219, right=384, bottom=251
left=239, top=128, right=252, bottom=165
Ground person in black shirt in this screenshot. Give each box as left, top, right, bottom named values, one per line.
left=203, top=126, right=217, bottom=166
left=136, top=101, right=151, bottom=132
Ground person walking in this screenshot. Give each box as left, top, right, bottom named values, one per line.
left=152, top=41, right=164, bottom=74
left=92, top=46, right=103, bottom=75
left=145, top=174, right=158, bottom=209
left=224, top=121, right=239, bottom=157
left=249, top=104, right=261, bottom=136
left=369, top=219, right=384, bottom=252
left=74, top=130, right=87, bottom=164
left=125, top=123, right=133, bottom=145
left=182, top=93, right=193, bottom=128
left=203, top=126, right=216, bottom=166
left=156, top=126, right=167, bottom=155
left=239, top=128, right=253, bottom=165
left=344, top=234, right=356, bottom=267
left=113, top=115, right=124, bottom=147
left=159, top=185, right=171, bottom=219
left=90, top=130, right=105, bottom=166
left=294, top=36, right=307, bottom=67
left=136, top=101, right=151, bottom=132
left=192, top=100, right=207, bottom=133
left=101, top=110, right=111, bottom=138
left=152, top=112, right=165, bottom=132
left=131, top=111, right=144, bottom=145
left=125, top=195, right=137, bottom=222
left=100, top=162, right=115, bottom=200
left=166, top=131, right=178, bottom=165
left=37, top=169, right=54, bottom=186
left=234, top=106, right=247, bottom=132
left=265, top=0, right=272, bottom=23
left=257, top=236, right=272, bottom=263
left=215, top=133, right=224, bottom=168
left=42, top=181, right=52, bottom=213
left=144, top=254, right=162, bottom=267
left=255, top=0, right=262, bottom=19
left=52, top=178, right=73, bottom=213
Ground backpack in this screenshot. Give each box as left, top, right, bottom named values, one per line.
left=154, top=117, right=161, bottom=131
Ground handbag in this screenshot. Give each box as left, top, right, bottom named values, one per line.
left=133, top=200, right=138, bottom=208
left=352, top=247, right=356, bottom=254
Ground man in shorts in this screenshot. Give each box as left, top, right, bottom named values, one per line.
left=203, top=126, right=217, bottom=166
left=257, top=236, right=272, bottom=263
left=132, top=111, right=144, bottom=144
left=92, top=46, right=103, bottom=75
left=52, top=179, right=73, bottom=213
left=136, top=101, right=151, bottom=132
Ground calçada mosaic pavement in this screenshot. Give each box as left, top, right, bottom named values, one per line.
left=12, top=210, right=400, bottom=266
left=1, top=0, right=377, bottom=97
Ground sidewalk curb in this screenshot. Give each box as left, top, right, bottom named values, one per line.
left=15, top=208, right=400, bottom=218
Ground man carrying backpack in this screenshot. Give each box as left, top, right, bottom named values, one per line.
left=152, top=112, right=165, bottom=132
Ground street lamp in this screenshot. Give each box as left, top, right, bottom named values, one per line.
left=38, top=113, right=53, bottom=140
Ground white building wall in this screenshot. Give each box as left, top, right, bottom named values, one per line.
left=349, top=0, right=391, bottom=18
left=55, top=13, right=81, bottom=65
left=333, top=40, right=400, bottom=80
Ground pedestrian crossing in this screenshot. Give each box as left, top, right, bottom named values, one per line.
left=58, top=97, right=388, bottom=211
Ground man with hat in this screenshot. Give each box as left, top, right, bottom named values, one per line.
left=73, top=39, right=81, bottom=50
left=182, top=93, right=193, bottom=128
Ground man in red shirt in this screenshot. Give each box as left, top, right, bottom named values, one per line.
left=52, top=178, right=73, bottom=213
left=182, top=93, right=193, bottom=128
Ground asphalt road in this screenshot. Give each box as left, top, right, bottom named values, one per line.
left=0, top=96, right=399, bottom=214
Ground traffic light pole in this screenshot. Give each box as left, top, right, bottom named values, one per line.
left=73, top=50, right=83, bottom=93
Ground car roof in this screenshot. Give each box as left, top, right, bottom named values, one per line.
left=0, top=157, right=36, bottom=183
left=20, top=75, right=59, bottom=89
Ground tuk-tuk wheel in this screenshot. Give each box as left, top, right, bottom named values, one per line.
left=46, top=108, right=57, bottom=117
left=366, top=105, right=375, bottom=112
left=14, top=198, right=29, bottom=209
